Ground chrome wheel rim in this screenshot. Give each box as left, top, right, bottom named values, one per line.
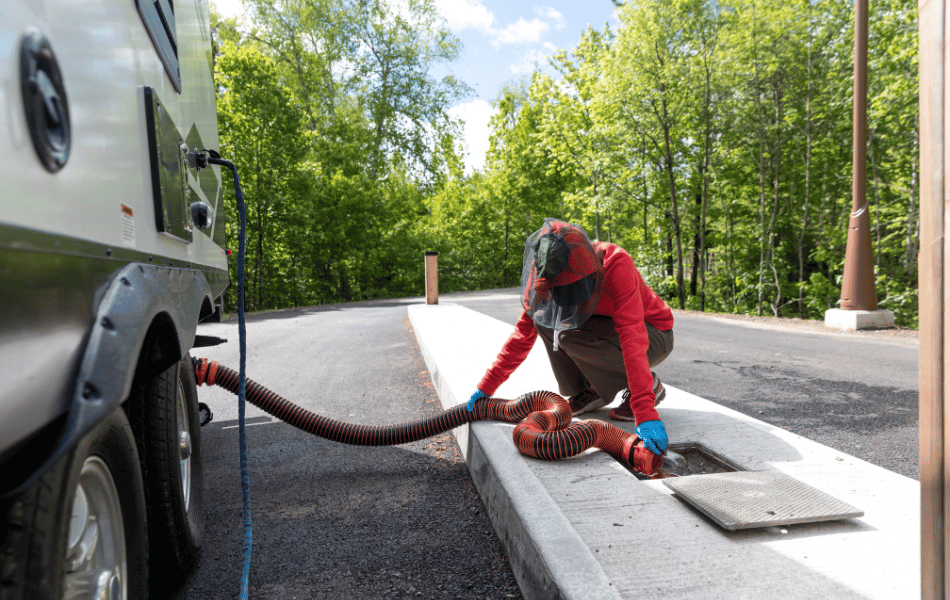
left=177, top=378, right=192, bottom=513
left=64, top=456, right=126, bottom=600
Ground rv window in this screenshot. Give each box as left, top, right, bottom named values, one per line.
left=137, top=0, right=181, bottom=93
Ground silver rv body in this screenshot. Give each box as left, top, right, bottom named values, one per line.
left=1, top=1, right=228, bottom=597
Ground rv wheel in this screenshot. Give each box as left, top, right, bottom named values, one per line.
left=0, top=410, right=149, bottom=600
left=132, top=353, right=205, bottom=592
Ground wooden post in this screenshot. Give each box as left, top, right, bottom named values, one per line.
left=918, top=0, right=945, bottom=596
left=425, top=252, right=438, bottom=305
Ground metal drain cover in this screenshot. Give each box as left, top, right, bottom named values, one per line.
left=663, top=470, right=863, bottom=531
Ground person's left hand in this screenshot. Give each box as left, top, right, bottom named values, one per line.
left=635, top=420, right=668, bottom=455
left=467, top=389, right=488, bottom=412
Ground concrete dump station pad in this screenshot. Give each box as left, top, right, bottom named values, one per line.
left=409, top=302, right=918, bottom=600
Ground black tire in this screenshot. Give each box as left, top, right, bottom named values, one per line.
left=132, top=352, right=204, bottom=593
left=0, top=409, right=149, bottom=600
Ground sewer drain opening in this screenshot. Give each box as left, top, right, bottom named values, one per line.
left=667, top=443, right=745, bottom=476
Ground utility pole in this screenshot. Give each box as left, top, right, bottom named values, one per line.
left=824, top=0, right=895, bottom=330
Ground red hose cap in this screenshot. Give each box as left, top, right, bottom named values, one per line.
left=630, top=441, right=663, bottom=478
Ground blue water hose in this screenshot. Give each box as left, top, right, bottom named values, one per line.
left=208, top=156, right=252, bottom=599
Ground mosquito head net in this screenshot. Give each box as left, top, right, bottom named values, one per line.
left=521, top=218, right=605, bottom=333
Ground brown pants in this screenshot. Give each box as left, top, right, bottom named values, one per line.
left=536, top=315, right=674, bottom=401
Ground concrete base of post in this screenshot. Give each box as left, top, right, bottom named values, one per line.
left=824, top=308, right=895, bottom=331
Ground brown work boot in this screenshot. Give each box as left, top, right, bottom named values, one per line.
left=609, top=374, right=665, bottom=422
left=568, top=388, right=607, bottom=416
left=609, top=389, right=636, bottom=421
left=652, top=372, right=666, bottom=406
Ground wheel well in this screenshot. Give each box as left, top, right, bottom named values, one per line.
left=124, top=313, right=184, bottom=420
left=198, top=296, right=216, bottom=322
left=140, top=313, right=183, bottom=379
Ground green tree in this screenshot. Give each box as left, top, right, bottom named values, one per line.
left=348, top=0, right=472, bottom=182
left=216, top=40, right=309, bottom=311
left=601, top=0, right=699, bottom=308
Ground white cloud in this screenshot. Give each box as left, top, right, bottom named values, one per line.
left=211, top=0, right=242, bottom=18
left=493, top=18, right=550, bottom=46
left=449, top=99, right=497, bottom=173
left=511, top=49, right=548, bottom=74
left=434, top=2, right=568, bottom=49
left=534, top=6, right=566, bottom=30
left=435, top=0, right=494, bottom=31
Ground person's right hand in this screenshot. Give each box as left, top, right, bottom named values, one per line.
left=467, top=389, right=488, bottom=412
left=635, top=420, right=668, bottom=455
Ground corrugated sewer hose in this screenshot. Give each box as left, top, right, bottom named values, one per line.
left=192, top=357, right=679, bottom=478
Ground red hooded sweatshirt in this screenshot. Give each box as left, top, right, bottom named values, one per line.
left=477, top=242, right=673, bottom=425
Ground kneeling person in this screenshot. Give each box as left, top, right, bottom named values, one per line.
left=467, top=218, right=674, bottom=455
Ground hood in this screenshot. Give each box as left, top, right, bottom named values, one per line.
left=520, top=218, right=605, bottom=335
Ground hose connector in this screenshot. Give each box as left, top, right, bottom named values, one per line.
left=194, top=357, right=219, bottom=387
left=185, top=148, right=208, bottom=170
left=627, top=440, right=665, bottom=478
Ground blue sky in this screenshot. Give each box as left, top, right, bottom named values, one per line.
left=436, top=1, right=618, bottom=171
left=212, top=0, right=619, bottom=172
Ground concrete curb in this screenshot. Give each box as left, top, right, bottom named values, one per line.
left=409, top=302, right=919, bottom=600
left=409, top=303, right=623, bottom=600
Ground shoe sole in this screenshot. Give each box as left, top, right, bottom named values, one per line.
left=609, top=410, right=636, bottom=422
left=572, top=398, right=609, bottom=416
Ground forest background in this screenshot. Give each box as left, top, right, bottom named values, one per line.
left=212, top=0, right=920, bottom=327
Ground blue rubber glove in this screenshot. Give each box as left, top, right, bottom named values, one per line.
left=467, top=389, right=488, bottom=412
left=635, top=420, right=668, bottom=455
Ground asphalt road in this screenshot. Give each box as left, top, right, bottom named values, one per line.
left=174, top=288, right=919, bottom=599
left=174, top=297, right=522, bottom=600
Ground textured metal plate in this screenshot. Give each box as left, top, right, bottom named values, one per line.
left=663, top=470, right=864, bottom=531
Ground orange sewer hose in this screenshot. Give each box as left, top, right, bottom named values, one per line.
left=194, top=358, right=664, bottom=478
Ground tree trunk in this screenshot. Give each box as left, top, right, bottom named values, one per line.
left=503, top=197, right=511, bottom=287
left=797, top=41, right=815, bottom=319
left=718, top=183, right=736, bottom=310
left=768, top=77, right=783, bottom=317
left=642, top=171, right=649, bottom=246
left=664, top=216, right=674, bottom=280
left=256, top=206, right=264, bottom=311
left=869, top=127, right=882, bottom=268
left=798, top=102, right=812, bottom=318
left=754, top=69, right=768, bottom=317
left=254, top=147, right=264, bottom=311
left=660, top=108, right=685, bottom=309
left=665, top=155, right=685, bottom=309
left=593, top=172, right=601, bottom=240
left=698, top=20, right=716, bottom=313
left=691, top=192, right=701, bottom=297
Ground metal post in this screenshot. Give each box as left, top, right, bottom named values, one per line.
left=839, top=0, right=878, bottom=311
left=918, top=0, right=945, bottom=596
left=425, top=252, right=438, bottom=305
